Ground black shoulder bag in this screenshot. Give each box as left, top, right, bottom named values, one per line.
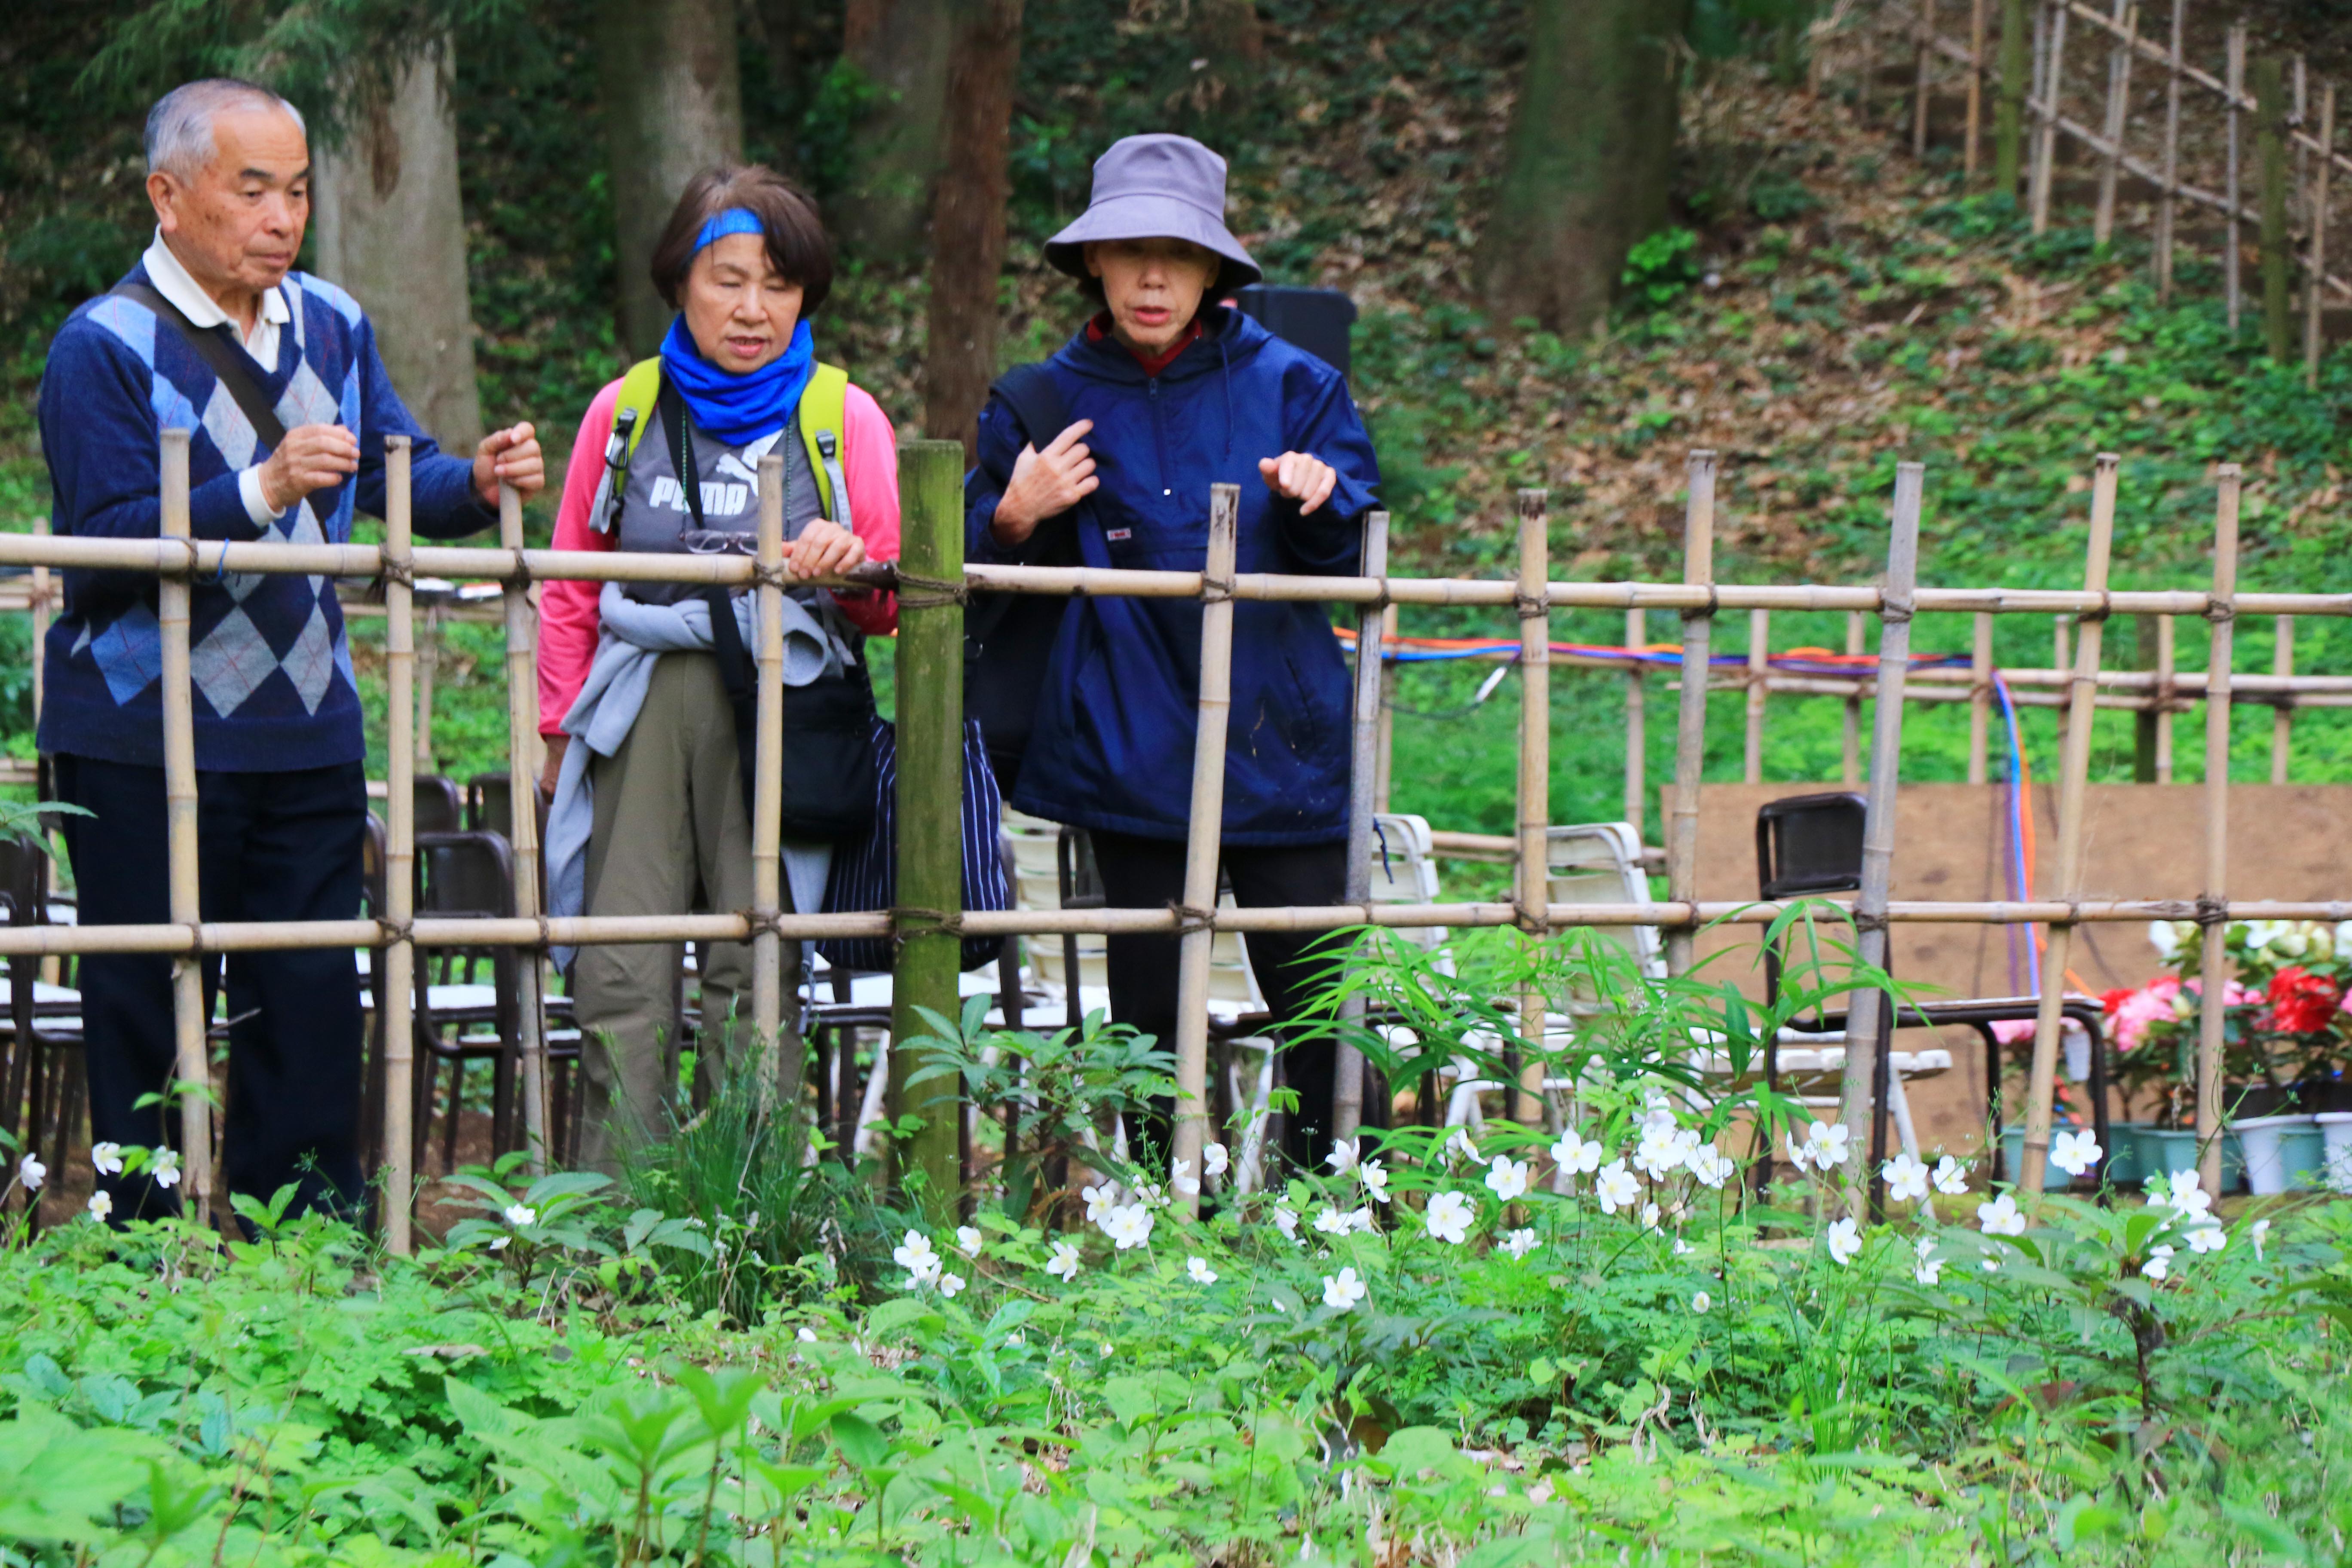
left=962, top=363, right=1090, bottom=799
left=666, top=380, right=879, bottom=842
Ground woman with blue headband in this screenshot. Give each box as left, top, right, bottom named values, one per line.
left=538, top=165, right=900, bottom=1171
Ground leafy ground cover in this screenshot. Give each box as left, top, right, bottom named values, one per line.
left=3, top=926, right=2349, bottom=1565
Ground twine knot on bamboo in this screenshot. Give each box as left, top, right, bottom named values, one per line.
left=2204, top=596, right=2237, bottom=625
left=892, top=906, right=963, bottom=942
left=378, top=556, right=414, bottom=589
left=1878, top=592, right=1915, bottom=627
left=1513, top=588, right=1549, bottom=620
left=1681, top=588, right=1719, bottom=622
left=1200, top=573, right=1236, bottom=606
left=1170, top=903, right=1219, bottom=935
left=376, top=916, right=415, bottom=946
left=751, top=561, right=788, bottom=591
left=1854, top=910, right=1890, bottom=935
left=2194, top=893, right=2229, bottom=926
left=2075, top=592, right=2113, bottom=625
left=502, top=553, right=533, bottom=593
left=891, top=570, right=969, bottom=610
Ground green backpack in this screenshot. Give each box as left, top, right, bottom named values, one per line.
left=600, top=355, right=855, bottom=530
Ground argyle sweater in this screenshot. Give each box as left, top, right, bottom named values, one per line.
left=37, top=263, right=495, bottom=771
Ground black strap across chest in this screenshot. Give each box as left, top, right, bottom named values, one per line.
left=110, top=280, right=288, bottom=449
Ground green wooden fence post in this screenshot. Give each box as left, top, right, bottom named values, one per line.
left=2256, top=55, right=2293, bottom=363
left=1994, top=0, right=2027, bottom=197
left=890, top=438, right=967, bottom=1224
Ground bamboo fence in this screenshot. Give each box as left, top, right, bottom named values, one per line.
left=1857, top=0, right=2352, bottom=369
left=0, top=435, right=2340, bottom=1228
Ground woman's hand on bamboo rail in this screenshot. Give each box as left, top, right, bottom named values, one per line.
left=788, top=518, right=866, bottom=579
left=991, top=420, right=1098, bottom=545
left=539, top=733, right=568, bottom=797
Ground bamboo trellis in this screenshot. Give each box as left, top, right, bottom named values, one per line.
left=0, top=434, right=2338, bottom=1229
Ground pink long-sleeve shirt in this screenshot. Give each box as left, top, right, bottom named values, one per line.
left=538, top=376, right=902, bottom=736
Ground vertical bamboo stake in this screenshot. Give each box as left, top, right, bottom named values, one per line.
left=2196, top=467, right=2240, bottom=1196
left=1513, top=490, right=1550, bottom=1127
left=2020, top=453, right=2119, bottom=1194
left=1331, top=509, right=1390, bottom=1142
left=1966, top=0, right=1988, bottom=178
left=2031, top=0, right=2067, bottom=233
left=1844, top=611, right=1867, bottom=786
left=1915, top=0, right=1936, bottom=159
left=2272, top=616, right=2294, bottom=784
left=1744, top=609, right=1769, bottom=786
left=381, top=439, right=417, bottom=1255
left=2055, top=613, right=2072, bottom=680
left=1623, top=608, right=1647, bottom=832
left=1967, top=611, right=1994, bottom=784
left=415, top=603, right=438, bottom=773
left=1665, top=452, right=1717, bottom=978
left=2094, top=0, right=2136, bottom=248
left=2258, top=55, right=2294, bottom=362
left=1996, top=0, right=2030, bottom=194
left=2228, top=24, right=2247, bottom=332
left=1168, top=484, right=1240, bottom=1213
left=29, top=518, right=48, bottom=726
left=2156, top=612, right=2176, bottom=782
left=2306, top=84, right=2334, bottom=385
left=158, top=430, right=214, bottom=1226
left=1836, top=463, right=1924, bottom=1209
left=751, top=453, right=787, bottom=1100
left=2155, top=0, right=2184, bottom=299
left=891, top=441, right=968, bottom=1222
left=1373, top=602, right=1398, bottom=814
left=497, top=484, right=550, bottom=1169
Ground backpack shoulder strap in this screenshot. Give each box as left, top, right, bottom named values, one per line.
left=111, top=281, right=288, bottom=449
left=797, top=362, right=852, bottom=527
left=595, top=358, right=665, bottom=534
left=987, top=362, right=1071, bottom=452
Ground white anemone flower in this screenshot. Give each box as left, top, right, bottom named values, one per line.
left=1691, top=1289, right=1712, bottom=1314
left=2252, top=1218, right=2271, bottom=1260
left=1500, top=1227, right=1538, bottom=1259
left=1931, top=1155, right=1970, bottom=1195
left=1103, top=1205, right=1156, bottom=1250
left=2049, top=1129, right=2102, bottom=1177
left=1445, top=1128, right=1480, bottom=1167
left=954, top=1225, right=983, bottom=1257
left=1550, top=1133, right=1605, bottom=1176
left=2185, top=1223, right=2226, bottom=1255
left=1594, top=1160, right=1641, bottom=1215
left=1312, top=1204, right=1353, bottom=1236
left=1424, top=1190, right=1474, bottom=1244
left=1687, top=1146, right=1736, bottom=1189
left=1783, top=1133, right=1816, bottom=1173
left=1082, top=1183, right=1119, bottom=1224
left=1485, top=1157, right=1531, bottom=1203
left=1882, top=1153, right=1930, bottom=1204
left=2143, top=1244, right=2176, bottom=1281
left=16, top=1153, right=44, bottom=1192
left=2161, top=1171, right=2214, bottom=1222
left=1913, top=1236, right=1943, bottom=1285
left=1326, top=1139, right=1360, bottom=1176
left=1271, top=1204, right=1302, bottom=1243
left=1186, top=1255, right=1219, bottom=1284
left=90, top=1142, right=123, bottom=1177
left=1172, top=1159, right=1200, bottom=1197
left=1640, top=1201, right=1662, bottom=1233
left=1133, top=1182, right=1169, bottom=1211
left=1976, top=1194, right=2027, bottom=1237
left=1203, top=1142, right=1230, bottom=1178
left=504, top=1203, right=537, bottom=1228
left=1632, top=1127, right=1684, bottom=1181
left=937, top=1272, right=966, bottom=1299
left=86, top=1190, right=113, bottom=1223
left=1045, top=1241, right=1081, bottom=1281
left=893, top=1230, right=943, bottom=1282
left=1321, top=1267, right=1368, bottom=1312
left=1359, top=1159, right=1392, bottom=1204
left=1803, top=1121, right=1854, bottom=1171
left=149, top=1148, right=182, bottom=1188
left=1825, top=1216, right=1863, bottom=1266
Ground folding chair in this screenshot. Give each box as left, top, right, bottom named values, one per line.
left=414, top=775, right=465, bottom=836
left=0, top=833, right=79, bottom=1233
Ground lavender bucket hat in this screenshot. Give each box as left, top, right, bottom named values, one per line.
left=1044, top=133, right=1262, bottom=293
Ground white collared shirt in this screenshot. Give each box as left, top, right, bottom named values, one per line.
left=142, top=229, right=294, bottom=525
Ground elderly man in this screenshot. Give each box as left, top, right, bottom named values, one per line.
left=37, top=77, right=544, bottom=1224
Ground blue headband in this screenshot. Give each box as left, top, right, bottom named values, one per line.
left=693, top=207, right=766, bottom=253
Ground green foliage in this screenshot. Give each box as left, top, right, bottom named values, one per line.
left=1620, top=226, right=1703, bottom=310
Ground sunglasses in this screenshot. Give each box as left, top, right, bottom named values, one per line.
left=680, top=529, right=760, bottom=556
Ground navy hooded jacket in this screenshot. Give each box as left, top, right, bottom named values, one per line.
left=965, top=305, right=1381, bottom=845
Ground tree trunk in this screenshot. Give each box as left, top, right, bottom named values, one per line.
left=599, top=0, right=745, bottom=359
left=836, top=0, right=955, bottom=265
left=314, top=48, right=484, bottom=452
left=1476, top=0, right=1693, bottom=335
left=922, top=0, right=1024, bottom=455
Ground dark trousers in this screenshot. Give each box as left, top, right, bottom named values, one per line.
left=55, top=754, right=367, bottom=1223
left=1091, top=829, right=1349, bottom=1173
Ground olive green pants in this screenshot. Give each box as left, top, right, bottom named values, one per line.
left=574, top=653, right=799, bottom=1173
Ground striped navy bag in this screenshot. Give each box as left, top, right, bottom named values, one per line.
left=818, top=715, right=1009, bottom=973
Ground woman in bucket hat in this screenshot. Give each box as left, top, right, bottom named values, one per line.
left=964, top=133, right=1381, bottom=1176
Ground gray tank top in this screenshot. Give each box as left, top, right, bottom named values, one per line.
left=604, top=399, right=832, bottom=607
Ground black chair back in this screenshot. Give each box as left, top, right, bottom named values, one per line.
left=417, top=831, right=516, bottom=919
left=1756, top=792, right=1867, bottom=900
left=415, top=775, right=465, bottom=836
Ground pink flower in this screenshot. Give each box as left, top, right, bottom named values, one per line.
left=1990, top=1019, right=2036, bottom=1045
left=2100, top=977, right=2184, bottom=1054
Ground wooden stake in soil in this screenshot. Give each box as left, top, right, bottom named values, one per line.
left=1966, top=0, right=1988, bottom=178
left=382, top=438, right=418, bottom=1254
left=1623, top=607, right=1648, bottom=833
left=1844, top=611, right=1867, bottom=787
left=889, top=441, right=968, bottom=1223
left=2306, top=83, right=2335, bottom=386
left=1996, top=0, right=2030, bottom=193
left=1967, top=611, right=1994, bottom=784
left=1665, top=452, right=1718, bottom=978
left=2197, top=467, right=2241, bottom=1197
left=2019, top=453, right=2120, bottom=1194
left=1915, top=0, right=1936, bottom=159
left=2093, top=0, right=2137, bottom=248
left=496, top=483, right=550, bottom=1170
left=1514, top=489, right=1550, bottom=1127
left=1331, top=508, right=1391, bottom=1142
left=751, top=454, right=788, bottom=1102
left=2228, top=24, right=2247, bottom=333
left=2156, top=611, right=2177, bottom=782
left=158, top=430, right=215, bottom=1226
left=2030, top=0, right=2067, bottom=234
left=1835, top=463, right=1923, bottom=1212
left=2272, top=615, right=2295, bottom=784
left=1745, top=608, right=1769, bottom=786
left=2257, top=55, right=2294, bottom=361
left=1169, top=484, right=1241, bottom=1213
left=2155, top=0, right=2184, bottom=300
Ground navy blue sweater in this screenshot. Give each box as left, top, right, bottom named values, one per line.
left=37, top=263, right=494, bottom=771
left=965, top=307, right=1381, bottom=845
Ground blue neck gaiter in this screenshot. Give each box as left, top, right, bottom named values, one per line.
left=658, top=314, right=816, bottom=447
